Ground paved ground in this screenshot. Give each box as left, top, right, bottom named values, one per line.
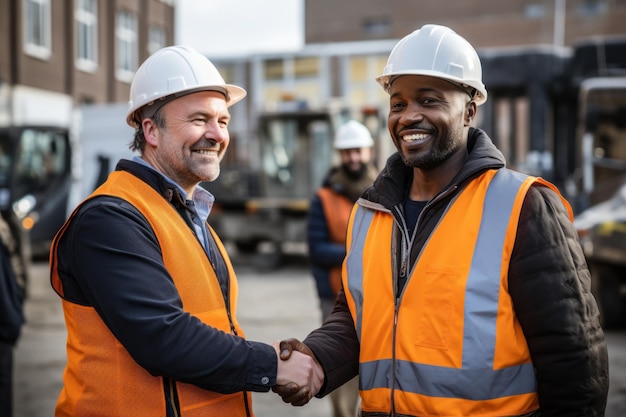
left=13, top=258, right=626, bottom=417
left=14, top=260, right=332, bottom=417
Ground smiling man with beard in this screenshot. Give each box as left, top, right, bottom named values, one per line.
left=275, top=24, right=609, bottom=417
left=49, top=46, right=323, bottom=417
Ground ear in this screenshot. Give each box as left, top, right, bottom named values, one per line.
left=142, top=118, right=159, bottom=147
left=464, top=101, right=477, bottom=126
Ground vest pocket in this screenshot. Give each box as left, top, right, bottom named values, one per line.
left=411, top=264, right=456, bottom=350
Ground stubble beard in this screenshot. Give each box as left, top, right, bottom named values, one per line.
left=398, top=129, right=461, bottom=170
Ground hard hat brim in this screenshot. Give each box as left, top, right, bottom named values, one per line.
left=376, top=71, right=487, bottom=105
left=126, top=84, right=247, bottom=128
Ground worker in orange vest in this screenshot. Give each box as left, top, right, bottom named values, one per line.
left=50, top=46, right=322, bottom=417
left=275, top=24, right=608, bottom=416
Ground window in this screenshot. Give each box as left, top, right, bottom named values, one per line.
left=294, top=57, right=318, bottom=79
left=362, top=17, right=391, bottom=37
left=577, top=0, right=608, bottom=16
left=524, top=3, right=547, bottom=19
left=75, top=0, right=98, bottom=72
left=260, top=117, right=333, bottom=198
left=116, top=10, right=138, bottom=82
left=148, top=26, right=167, bottom=55
left=264, top=59, right=284, bottom=80
left=13, top=129, right=70, bottom=200
left=23, top=0, right=51, bottom=59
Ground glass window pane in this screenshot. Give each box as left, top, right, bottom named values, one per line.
left=294, top=57, right=318, bottom=78
left=265, top=59, right=284, bottom=80
left=23, top=0, right=51, bottom=57
left=75, top=0, right=98, bottom=66
left=116, top=11, right=138, bottom=80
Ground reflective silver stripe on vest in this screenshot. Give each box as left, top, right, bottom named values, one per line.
left=345, top=207, right=374, bottom=341
left=348, top=169, right=537, bottom=400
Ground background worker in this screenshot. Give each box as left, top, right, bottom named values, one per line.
left=0, top=213, right=26, bottom=417
left=306, top=120, right=378, bottom=417
left=50, top=45, right=322, bottom=417
left=275, top=24, right=609, bottom=416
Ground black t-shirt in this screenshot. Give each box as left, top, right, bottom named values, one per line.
left=403, top=199, right=427, bottom=233
left=399, top=199, right=427, bottom=294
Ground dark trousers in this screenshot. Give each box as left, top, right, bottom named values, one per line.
left=0, top=341, right=13, bottom=417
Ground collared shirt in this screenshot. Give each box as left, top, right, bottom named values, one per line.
left=132, top=156, right=214, bottom=252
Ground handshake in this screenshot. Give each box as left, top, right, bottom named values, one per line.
left=272, top=338, right=324, bottom=406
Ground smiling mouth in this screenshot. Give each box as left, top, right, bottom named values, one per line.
left=192, top=149, right=218, bottom=155
left=401, top=133, right=429, bottom=143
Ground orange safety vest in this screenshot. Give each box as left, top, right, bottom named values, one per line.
left=343, top=169, right=572, bottom=416
left=50, top=171, right=253, bottom=417
left=316, top=187, right=355, bottom=296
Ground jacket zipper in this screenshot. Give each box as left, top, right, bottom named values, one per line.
left=168, top=379, right=180, bottom=417
left=396, top=185, right=458, bottom=281
left=223, top=272, right=252, bottom=417
left=389, top=185, right=458, bottom=415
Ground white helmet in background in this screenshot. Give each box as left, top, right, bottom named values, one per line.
left=334, top=120, right=374, bottom=150
left=376, top=24, right=487, bottom=105
left=126, top=45, right=247, bottom=127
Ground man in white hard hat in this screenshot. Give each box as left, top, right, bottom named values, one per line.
left=50, top=46, right=322, bottom=417
left=306, top=120, right=378, bottom=417
left=275, top=24, right=609, bottom=416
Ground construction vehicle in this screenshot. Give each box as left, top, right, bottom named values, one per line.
left=0, top=125, right=72, bottom=258
left=202, top=105, right=354, bottom=269
left=573, top=77, right=626, bottom=329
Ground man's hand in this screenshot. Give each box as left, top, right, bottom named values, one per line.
left=278, top=338, right=315, bottom=361
left=272, top=338, right=324, bottom=406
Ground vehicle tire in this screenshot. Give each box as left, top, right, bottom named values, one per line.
left=591, top=263, right=626, bottom=329
left=250, top=241, right=282, bottom=271
left=235, top=240, right=260, bottom=254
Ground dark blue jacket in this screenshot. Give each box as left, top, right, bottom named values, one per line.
left=53, top=160, right=277, bottom=399
left=0, top=217, right=25, bottom=345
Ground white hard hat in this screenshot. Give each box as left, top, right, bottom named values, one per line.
left=376, top=24, right=487, bottom=105
left=334, top=120, right=374, bottom=150
left=126, top=45, right=247, bottom=127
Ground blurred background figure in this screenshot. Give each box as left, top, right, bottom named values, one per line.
left=0, top=213, right=27, bottom=417
left=306, top=120, right=378, bottom=417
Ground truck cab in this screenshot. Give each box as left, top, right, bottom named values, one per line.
left=0, top=125, right=72, bottom=259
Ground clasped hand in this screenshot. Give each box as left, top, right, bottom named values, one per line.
left=272, top=338, right=324, bottom=406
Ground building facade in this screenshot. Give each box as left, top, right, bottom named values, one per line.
left=305, top=0, right=626, bottom=48
left=0, top=0, right=174, bottom=127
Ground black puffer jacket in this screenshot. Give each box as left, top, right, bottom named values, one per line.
left=304, top=127, right=609, bottom=416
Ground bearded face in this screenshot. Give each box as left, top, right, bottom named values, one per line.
left=387, top=75, right=474, bottom=171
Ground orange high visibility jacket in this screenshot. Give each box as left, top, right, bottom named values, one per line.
left=342, top=169, right=572, bottom=416
left=50, top=171, right=252, bottom=417
left=316, top=187, right=355, bottom=295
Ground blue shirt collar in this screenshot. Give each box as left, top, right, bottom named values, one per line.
left=131, top=156, right=215, bottom=221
